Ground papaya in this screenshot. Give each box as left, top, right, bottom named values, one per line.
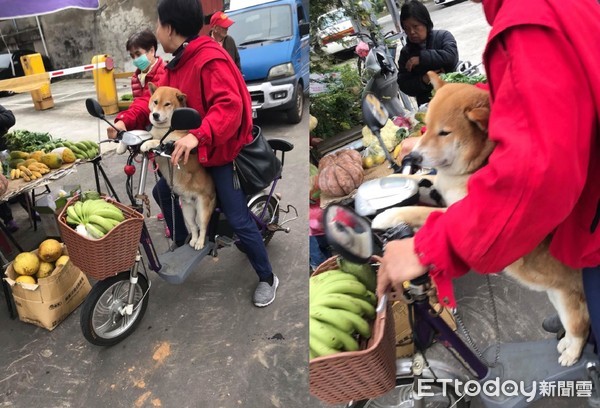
left=40, top=154, right=63, bottom=169
left=9, top=151, right=29, bottom=160
left=9, top=159, right=25, bottom=169
left=29, top=151, right=45, bottom=161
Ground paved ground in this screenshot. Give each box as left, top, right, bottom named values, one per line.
left=0, top=78, right=310, bottom=408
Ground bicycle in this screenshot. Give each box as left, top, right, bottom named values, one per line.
left=322, top=204, right=600, bottom=408
left=74, top=99, right=297, bottom=346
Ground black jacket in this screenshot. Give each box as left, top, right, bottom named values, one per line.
left=397, top=29, right=459, bottom=106
left=0, top=105, right=15, bottom=151
left=222, top=35, right=241, bottom=71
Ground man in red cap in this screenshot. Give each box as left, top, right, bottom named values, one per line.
left=209, top=11, right=241, bottom=70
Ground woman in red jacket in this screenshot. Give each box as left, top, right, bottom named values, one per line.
left=378, top=0, right=600, bottom=339
left=126, top=29, right=166, bottom=99
left=108, top=0, right=278, bottom=307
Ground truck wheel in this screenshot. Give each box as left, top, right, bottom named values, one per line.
left=286, top=83, right=304, bottom=124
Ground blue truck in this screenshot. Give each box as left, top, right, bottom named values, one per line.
left=226, top=0, right=309, bottom=124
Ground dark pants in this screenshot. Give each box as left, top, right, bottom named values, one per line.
left=152, top=162, right=273, bottom=280
left=0, top=202, right=13, bottom=223
left=0, top=194, right=31, bottom=223
left=310, top=235, right=331, bottom=271
left=583, top=266, right=600, bottom=348
left=152, top=177, right=189, bottom=244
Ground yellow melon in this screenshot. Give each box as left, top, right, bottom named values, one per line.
left=36, top=262, right=55, bottom=279
left=55, top=255, right=69, bottom=268
left=15, top=275, right=37, bottom=285
left=62, top=148, right=76, bottom=163
left=13, top=252, right=40, bottom=276
left=38, top=239, right=63, bottom=263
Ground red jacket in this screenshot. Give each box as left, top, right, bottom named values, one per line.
left=414, top=0, right=600, bottom=307
left=130, top=57, right=166, bottom=99
left=117, top=37, right=253, bottom=166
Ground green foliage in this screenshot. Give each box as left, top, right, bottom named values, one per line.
left=310, top=64, right=364, bottom=140
left=4, top=129, right=53, bottom=152
left=440, top=72, right=487, bottom=84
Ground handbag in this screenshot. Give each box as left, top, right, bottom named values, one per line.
left=233, top=125, right=282, bottom=195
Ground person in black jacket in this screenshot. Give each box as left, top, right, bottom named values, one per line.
left=209, top=11, right=241, bottom=71
left=0, top=104, right=18, bottom=232
left=0, top=105, right=40, bottom=232
left=397, top=1, right=459, bottom=106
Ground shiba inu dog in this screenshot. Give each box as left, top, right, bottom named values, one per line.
left=139, top=83, right=216, bottom=250
left=373, top=72, right=589, bottom=367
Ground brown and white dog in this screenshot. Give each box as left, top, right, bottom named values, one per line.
left=372, top=72, right=589, bottom=367
left=139, top=83, right=216, bottom=250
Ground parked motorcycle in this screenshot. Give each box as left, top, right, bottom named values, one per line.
left=354, top=30, right=415, bottom=117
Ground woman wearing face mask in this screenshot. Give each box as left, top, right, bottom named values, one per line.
left=126, top=29, right=166, bottom=99
left=397, top=0, right=458, bottom=106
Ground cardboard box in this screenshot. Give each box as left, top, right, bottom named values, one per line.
left=393, top=301, right=457, bottom=358
left=3, top=250, right=91, bottom=331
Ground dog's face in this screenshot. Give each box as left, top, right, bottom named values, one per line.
left=147, top=83, right=187, bottom=129
left=413, top=72, right=494, bottom=176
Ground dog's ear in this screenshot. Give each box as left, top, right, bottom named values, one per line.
left=428, top=71, right=445, bottom=90
left=466, top=107, right=490, bottom=131
left=176, top=92, right=187, bottom=107
left=148, top=82, right=157, bottom=95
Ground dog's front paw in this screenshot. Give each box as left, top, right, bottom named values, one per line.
left=116, top=142, right=128, bottom=155
left=557, top=336, right=583, bottom=367
left=189, top=236, right=203, bottom=250
left=372, top=208, right=409, bottom=230
left=140, top=140, right=160, bottom=153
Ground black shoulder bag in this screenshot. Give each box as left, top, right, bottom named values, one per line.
left=233, top=125, right=282, bottom=195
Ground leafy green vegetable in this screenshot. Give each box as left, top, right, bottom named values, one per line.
left=121, top=93, right=133, bottom=101
left=439, top=72, right=487, bottom=85
left=3, top=129, right=67, bottom=152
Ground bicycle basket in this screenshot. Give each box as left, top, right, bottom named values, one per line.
left=309, top=257, right=397, bottom=404
left=57, top=195, right=144, bottom=281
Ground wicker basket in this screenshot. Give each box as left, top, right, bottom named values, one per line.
left=57, top=196, right=144, bottom=281
left=309, top=257, right=397, bottom=405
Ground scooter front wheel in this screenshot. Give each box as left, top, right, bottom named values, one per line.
left=80, top=272, right=149, bottom=346
left=349, top=377, right=469, bottom=408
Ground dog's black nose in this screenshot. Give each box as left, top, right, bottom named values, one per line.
left=152, top=113, right=160, bottom=120
left=404, top=151, right=423, bottom=164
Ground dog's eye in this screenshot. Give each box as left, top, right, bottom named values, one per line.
left=164, top=102, right=171, bottom=107
left=438, top=130, right=451, bottom=137
left=153, top=100, right=158, bottom=105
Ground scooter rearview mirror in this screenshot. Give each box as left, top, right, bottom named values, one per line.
left=85, top=98, right=105, bottom=119
left=171, top=108, right=201, bottom=131
left=323, top=205, right=374, bottom=264
left=362, top=93, right=389, bottom=133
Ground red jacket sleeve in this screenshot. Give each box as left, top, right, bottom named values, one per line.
left=115, top=96, right=151, bottom=130
left=414, top=26, right=590, bottom=307
left=191, top=58, right=243, bottom=148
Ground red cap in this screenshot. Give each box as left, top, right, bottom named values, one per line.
left=210, top=11, right=234, bottom=28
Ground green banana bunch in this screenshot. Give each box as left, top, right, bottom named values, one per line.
left=309, top=267, right=379, bottom=360
left=66, top=198, right=126, bottom=239
left=337, top=257, right=377, bottom=292
left=61, top=140, right=100, bottom=160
